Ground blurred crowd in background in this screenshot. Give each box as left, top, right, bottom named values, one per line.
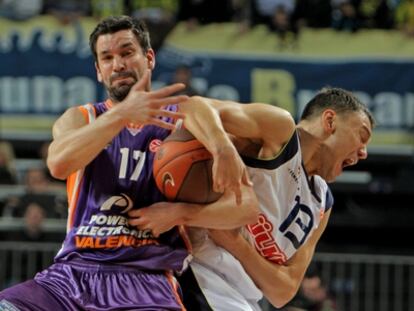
left=0, top=0, right=414, bottom=50
left=0, top=140, right=66, bottom=242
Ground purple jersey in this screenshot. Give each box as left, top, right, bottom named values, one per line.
left=54, top=100, right=191, bottom=272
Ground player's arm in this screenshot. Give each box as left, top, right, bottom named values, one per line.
left=48, top=71, right=187, bottom=180
left=181, top=97, right=295, bottom=158
left=179, top=96, right=250, bottom=204
left=47, top=106, right=126, bottom=180
left=216, top=100, right=295, bottom=158
left=128, top=184, right=259, bottom=237
left=209, top=209, right=331, bottom=308
left=179, top=96, right=295, bottom=202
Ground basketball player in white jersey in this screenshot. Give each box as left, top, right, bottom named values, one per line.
left=129, top=87, right=375, bottom=310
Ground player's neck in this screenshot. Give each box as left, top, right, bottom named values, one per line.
left=296, top=127, right=320, bottom=177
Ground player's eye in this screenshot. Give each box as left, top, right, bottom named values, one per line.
left=101, top=55, right=113, bottom=62
left=122, top=50, right=133, bottom=57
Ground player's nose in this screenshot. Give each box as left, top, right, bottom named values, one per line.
left=113, top=55, right=126, bottom=72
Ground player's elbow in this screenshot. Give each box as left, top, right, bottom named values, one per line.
left=180, top=96, right=209, bottom=111
left=268, top=283, right=299, bottom=309
left=47, top=156, right=70, bottom=180
left=266, top=273, right=301, bottom=308
left=270, top=297, right=293, bottom=309
left=244, top=204, right=259, bottom=225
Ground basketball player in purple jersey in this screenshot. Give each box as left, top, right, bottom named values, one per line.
left=0, top=16, right=257, bottom=311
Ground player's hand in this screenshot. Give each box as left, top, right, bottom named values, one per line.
left=117, top=69, right=188, bottom=130
left=212, top=144, right=252, bottom=205
left=127, top=202, right=183, bottom=237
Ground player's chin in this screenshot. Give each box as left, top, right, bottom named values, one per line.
left=110, top=85, right=133, bottom=101
left=323, top=168, right=339, bottom=183
left=325, top=175, right=336, bottom=183
left=328, top=166, right=343, bottom=182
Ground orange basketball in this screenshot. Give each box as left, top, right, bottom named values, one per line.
left=153, top=128, right=221, bottom=204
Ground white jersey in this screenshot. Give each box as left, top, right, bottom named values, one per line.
left=244, top=130, right=333, bottom=264
left=188, top=131, right=333, bottom=310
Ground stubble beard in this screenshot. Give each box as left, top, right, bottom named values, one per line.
left=108, top=84, right=133, bottom=102
left=107, top=71, right=138, bottom=102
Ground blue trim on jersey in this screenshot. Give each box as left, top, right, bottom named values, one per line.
left=241, top=131, right=299, bottom=169
left=325, top=187, right=334, bottom=212
left=307, top=175, right=321, bottom=203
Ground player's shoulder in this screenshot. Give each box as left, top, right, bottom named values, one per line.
left=242, top=130, right=300, bottom=170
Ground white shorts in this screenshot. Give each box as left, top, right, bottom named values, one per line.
left=181, top=232, right=262, bottom=311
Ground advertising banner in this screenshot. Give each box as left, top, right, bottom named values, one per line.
left=0, top=17, right=412, bottom=146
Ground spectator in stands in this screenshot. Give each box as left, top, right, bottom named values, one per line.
left=1, top=202, right=46, bottom=242
left=278, top=263, right=337, bottom=311
left=171, top=64, right=201, bottom=96
left=360, top=0, right=395, bottom=29
left=231, top=0, right=252, bottom=34
left=0, top=141, right=16, bottom=185
left=293, top=0, right=332, bottom=29
left=331, top=0, right=363, bottom=32
left=273, top=5, right=299, bottom=47
left=0, top=141, right=17, bottom=215
left=1, top=196, right=21, bottom=218
left=395, top=0, right=414, bottom=37
left=18, top=202, right=46, bottom=242
left=263, top=265, right=337, bottom=310
left=0, top=0, right=43, bottom=21
left=43, top=0, right=90, bottom=25
left=250, top=0, right=299, bottom=48
left=1, top=167, right=67, bottom=219
left=24, top=167, right=67, bottom=218
left=129, top=0, right=178, bottom=51
left=90, top=0, right=126, bottom=20
left=1, top=201, right=64, bottom=288
left=25, top=167, right=50, bottom=194
left=17, top=201, right=65, bottom=242
left=177, top=0, right=234, bottom=31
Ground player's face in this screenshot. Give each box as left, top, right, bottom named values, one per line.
left=320, top=110, right=372, bottom=182
left=94, top=29, right=155, bottom=102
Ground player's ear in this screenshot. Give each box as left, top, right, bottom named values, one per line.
left=322, top=109, right=336, bottom=134
left=95, top=62, right=103, bottom=82
left=146, top=49, right=155, bottom=70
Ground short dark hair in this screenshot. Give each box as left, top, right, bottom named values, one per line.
left=300, top=87, right=375, bottom=128
left=89, top=15, right=151, bottom=62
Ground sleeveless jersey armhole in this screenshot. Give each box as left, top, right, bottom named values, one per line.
left=78, top=103, right=96, bottom=124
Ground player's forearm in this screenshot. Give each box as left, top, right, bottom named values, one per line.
left=178, top=186, right=259, bottom=229
left=180, top=96, right=236, bottom=158
left=229, top=210, right=331, bottom=308
left=224, top=236, right=301, bottom=308
left=48, top=108, right=126, bottom=179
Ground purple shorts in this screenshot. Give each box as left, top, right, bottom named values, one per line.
left=0, top=260, right=185, bottom=311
